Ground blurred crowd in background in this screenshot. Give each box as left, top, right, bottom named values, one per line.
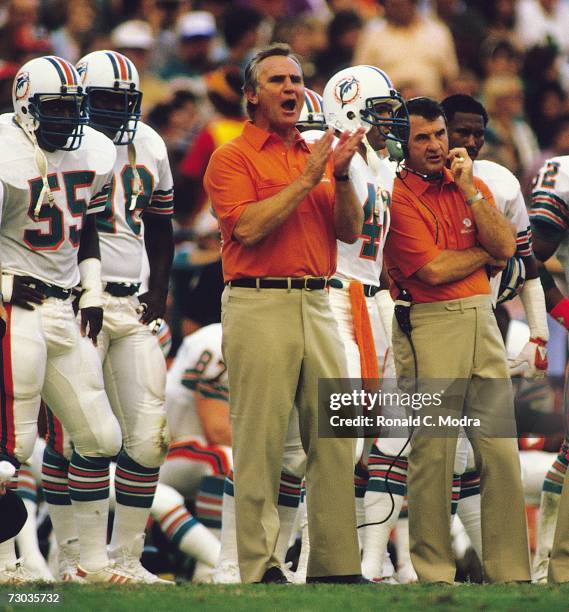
left=1, top=0, right=569, bottom=369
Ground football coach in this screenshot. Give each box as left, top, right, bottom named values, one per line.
left=384, top=97, right=531, bottom=583
left=204, top=43, right=366, bottom=584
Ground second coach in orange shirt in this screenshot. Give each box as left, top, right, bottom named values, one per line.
left=204, top=44, right=366, bottom=584
left=384, top=97, right=531, bottom=583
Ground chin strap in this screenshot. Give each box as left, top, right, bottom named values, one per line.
left=127, top=142, right=141, bottom=210
left=15, top=115, right=55, bottom=218
left=363, top=138, right=384, bottom=220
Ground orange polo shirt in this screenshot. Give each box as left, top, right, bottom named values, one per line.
left=384, top=168, right=494, bottom=303
left=204, top=121, right=338, bottom=281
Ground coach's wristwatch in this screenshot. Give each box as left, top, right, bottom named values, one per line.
left=466, top=190, right=484, bottom=206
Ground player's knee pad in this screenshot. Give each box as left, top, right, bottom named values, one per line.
left=123, top=421, right=170, bottom=469
left=72, top=413, right=122, bottom=459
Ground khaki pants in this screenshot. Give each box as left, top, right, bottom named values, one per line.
left=548, top=440, right=569, bottom=581
left=392, top=295, right=530, bottom=583
left=221, top=285, right=361, bottom=582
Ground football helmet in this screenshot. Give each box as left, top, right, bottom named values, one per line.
left=76, top=50, right=142, bottom=145
left=12, top=56, right=87, bottom=151
left=297, top=88, right=326, bottom=131
left=322, top=65, right=409, bottom=143
left=497, top=255, right=526, bottom=305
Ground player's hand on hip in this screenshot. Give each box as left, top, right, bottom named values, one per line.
left=137, top=290, right=167, bottom=330
left=448, top=147, right=476, bottom=199
left=333, top=127, right=365, bottom=177
left=301, top=128, right=334, bottom=188
left=508, top=338, right=548, bottom=379
left=80, top=306, right=103, bottom=346
left=11, top=276, right=45, bottom=310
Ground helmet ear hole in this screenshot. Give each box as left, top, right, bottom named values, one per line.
left=347, top=111, right=355, bottom=120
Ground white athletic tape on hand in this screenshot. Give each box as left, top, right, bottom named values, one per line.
left=78, top=258, right=103, bottom=309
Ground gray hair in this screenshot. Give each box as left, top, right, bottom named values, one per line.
left=243, top=43, right=303, bottom=119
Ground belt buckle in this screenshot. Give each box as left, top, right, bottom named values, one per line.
left=303, top=276, right=313, bottom=291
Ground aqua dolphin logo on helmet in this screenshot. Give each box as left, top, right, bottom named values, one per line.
left=14, top=72, right=30, bottom=100
left=335, top=76, right=360, bottom=108
left=323, top=65, right=409, bottom=144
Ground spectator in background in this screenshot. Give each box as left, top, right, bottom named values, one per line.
left=110, top=19, right=169, bottom=111
left=482, top=74, right=540, bottom=179
left=444, top=69, right=481, bottom=99
left=522, top=45, right=566, bottom=148
left=516, top=0, right=569, bottom=57
left=354, top=0, right=458, bottom=98
left=143, top=0, right=191, bottom=75
left=177, top=65, right=245, bottom=225
left=312, top=10, right=363, bottom=90
left=476, top=0, right=520, bottom=48
left=480, top=38, right=521, bottom=79
left=220, top=6, right=264, bottom=72
left=0, top=0, right=51, bottom=64
left=271, top=15, right=327, bottom=85
left=147, top=89, right=204, bottom=166
left=432, top=0, right=487, bottom=76
left=160, top=11, right=218, bottom=79
left=51, top=0, right=98, bottom=63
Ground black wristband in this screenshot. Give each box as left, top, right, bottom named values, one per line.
left=334, top=174, right=350, bottom=182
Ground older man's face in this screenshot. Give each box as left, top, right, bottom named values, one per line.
left=247, top=55, right=304, bottom=134
left=406, top=114, right=449, bottom=176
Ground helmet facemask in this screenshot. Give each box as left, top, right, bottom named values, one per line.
left=361, top=94, right=409, bottom=144
left=86, top=85, right=142, bottom=145
left=30, top=91, right=87, bottom=151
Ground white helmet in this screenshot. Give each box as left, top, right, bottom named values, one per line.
left=497, top=256, right=526, bottom=305
left=322, top=65, right=409, bottom=143
left=297, top=88, right=326, bottom=131
left=76, top=50, right=142, bottom=144
left=12, top=55, right=87, bottom=151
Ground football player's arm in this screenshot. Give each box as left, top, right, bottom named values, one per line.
left=77, top=215, right=103, bottom=345
left=332, top=129, right=366, bottom=243
left=196, top=394, right=231, bottom=447
left=140, top=214, right=173, bottom=326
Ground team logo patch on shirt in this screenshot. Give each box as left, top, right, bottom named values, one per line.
left=461, top=217, right=474, bottom=234
left=14, top=72, right=30, bottom=100
left=334, top=76, right=360, bottom=108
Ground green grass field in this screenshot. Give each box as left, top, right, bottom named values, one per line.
left=1, top=583, right=568, bottom=612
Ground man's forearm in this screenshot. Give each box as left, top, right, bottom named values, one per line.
left=414, top=247, right=491, bottom=285
left=470, top=198, right=516, bottom=259
left=334, top=181, right=364, bottom=244
left=233, top=176, right=313, bottom=247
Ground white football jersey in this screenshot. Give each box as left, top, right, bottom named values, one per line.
left=0, top=114, right=115, bottom=288
left=97, top=122, right=174, bottom=284
left=474, top=159, right=531, bottom=303
left=302, top=130, right=390, bottom=286
left=165, top=324, right=228, bottom=443
left=530, top=155, right=569, bottom=238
